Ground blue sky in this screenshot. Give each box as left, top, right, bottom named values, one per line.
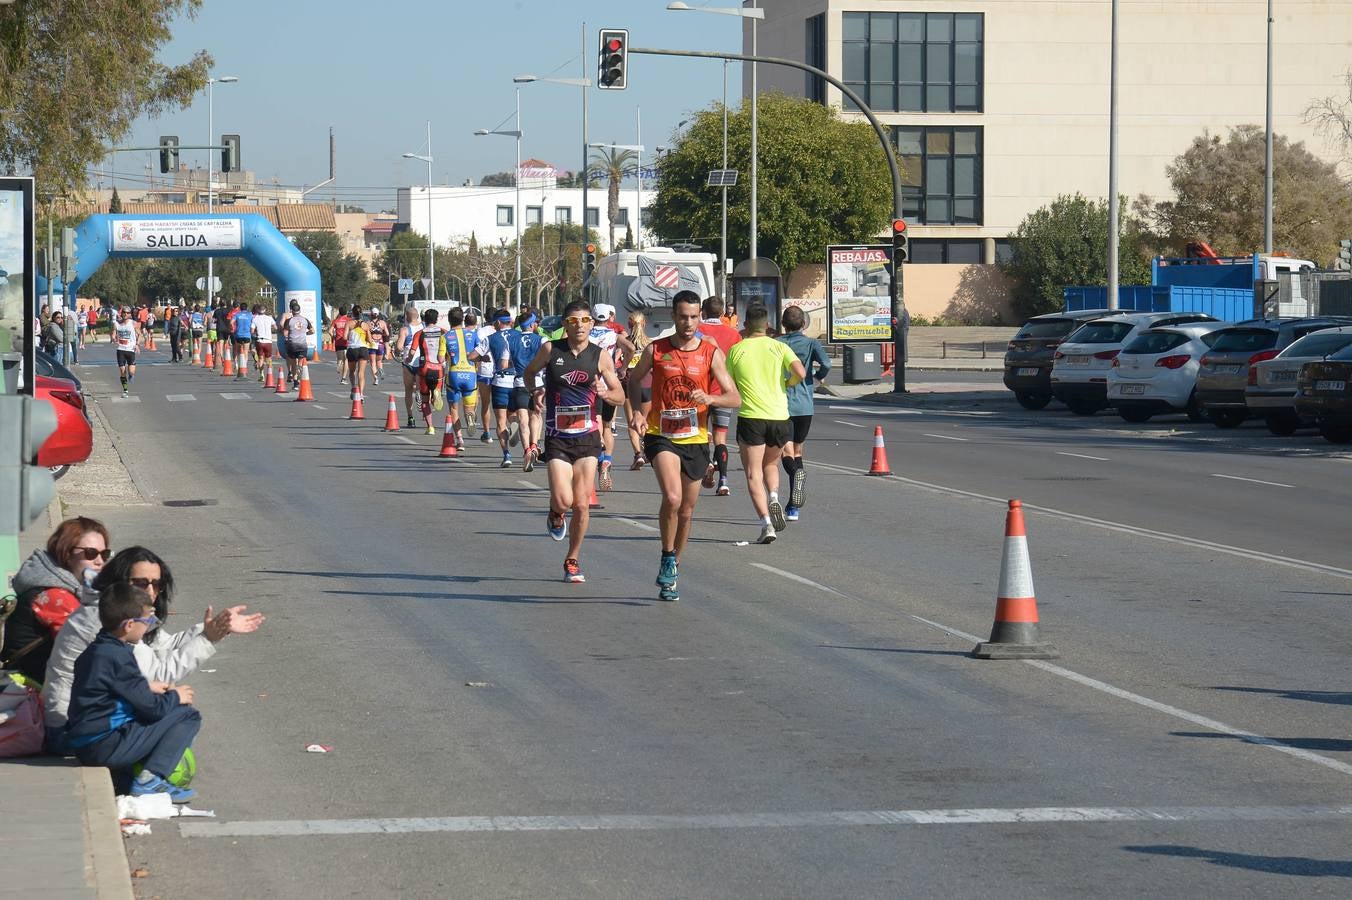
left=108, top=1, right=749, bottom=211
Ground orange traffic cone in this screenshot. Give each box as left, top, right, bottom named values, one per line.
left=972, top=500, right=1057, bottom=660
left=236, top=352, right=248, bottom=379
left=203, top=343, right=214, bottom=369
left=438, top=417, right=459, bottom=457
left=191, top=340, right=202, bottom=366
left=275, top=364, right=289, bottom=394
left=382, top=395, right=401, bottom=432
left=867, top=426, right=891, bottom=476
left=349, top=391, right=365, bottom=420
left=295, top=361, right=314, bottom=401
left=263, top=362, right=276, bottom=389
left=588, top=477, right=603, bottom=510
left=221, top=345, right=234, bottom=377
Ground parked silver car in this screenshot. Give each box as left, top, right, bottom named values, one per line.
left=1246, top=325, right=1352, bottom=435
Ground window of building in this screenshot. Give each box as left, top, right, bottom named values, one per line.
left=805, top=13, right=826, bottom=103
left=894, top=125, right=982, bottom=225
left=994, top=239, right=1015, bottom=266
left=842, top=12, right=982, bottom=113
left=525, top=206, right=542, bottom=226
left=585, top=207, right=600, bottom=228
left=555, top=207, right=572, bottom=225
left=613, top=208, right=630, bottom=226
left=906, top=239, right=984, bottom=264
left=496, top=205, right=513, bottom=227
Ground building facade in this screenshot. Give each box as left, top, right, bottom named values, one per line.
left=753, top=1, right=1352, bottom=319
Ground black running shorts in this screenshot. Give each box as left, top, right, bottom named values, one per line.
left=643, top=434, right=711, bottom=482
left=736, top=417, right=791, bottom=448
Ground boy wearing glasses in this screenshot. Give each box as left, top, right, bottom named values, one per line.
left=62, top=583, right=200, bottom=803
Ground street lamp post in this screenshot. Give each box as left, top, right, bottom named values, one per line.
left=668, top=1, right=765, bottom=259
left=402, top=121, right=435, bottom=303
left=205, top=75, right=238, bottom=309
left=476, top=90, right=524, bottom=308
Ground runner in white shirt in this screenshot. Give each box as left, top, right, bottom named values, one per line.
left=252, top=308, right=277, bottom=382
left=475, top=318, right=497, bottom=443
left=113, top=307, right=139, bottom=397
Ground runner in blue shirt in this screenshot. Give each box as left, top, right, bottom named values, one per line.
left=231, top=304, right=254, bottom=380
left=775, top=305, right=831, bottom=521
left=513, top=309, right=546, bottom=471
left=485, top=309, right=527, bottom=467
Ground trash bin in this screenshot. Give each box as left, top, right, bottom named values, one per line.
left=842, top=344, right=882, bottom=383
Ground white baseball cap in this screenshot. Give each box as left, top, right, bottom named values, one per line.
left=592, top=303, right=615, bottom=323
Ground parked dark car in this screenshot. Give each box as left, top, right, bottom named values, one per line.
left=1294, top=344, right=1352, bottom=443
left=1246, top=326, right=1352, bottom=435
left=1003, top=309, right=1122, bottom=410
left=1195, top=317, right=1352, bottom=428
left=33, top=348, right=82, bottom=392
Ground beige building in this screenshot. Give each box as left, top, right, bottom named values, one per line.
left=752, top=0, right=1352, bottom=321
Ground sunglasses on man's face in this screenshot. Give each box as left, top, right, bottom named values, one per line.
left=74, top=546, right=111, bottom=562
left=128, top=577, right=163, bottom=594
left=564, top=316, right=593, bottom=327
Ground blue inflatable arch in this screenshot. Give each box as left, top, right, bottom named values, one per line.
left=69, top=213, right=323, bottom=355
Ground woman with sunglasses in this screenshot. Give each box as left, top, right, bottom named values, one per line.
left=2, top=517, right=110, bottom=683
left=42, top=546, right=265, bottom=753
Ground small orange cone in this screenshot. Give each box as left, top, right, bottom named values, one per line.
left=263, top=362, right=276, bottom=389
left=438, top=417, right=459, bottom=457
left=236, top=352, right=248, bottom=379
left=972, top=500, right=1057, bottom=660
left=349, top=392, right=365, bottom=420
left=221, top=345, right=234, bottom=377
left=382, top=395, right=401, bottom=432
left=588, top=476, right=603, bottom=510
left=867, top=425, right=891, bottom=476
left=275, top=365, right=288, bottom=394
left=191, top=340, right=202, bottom=366
left=203, top=343, right=214, bottom=369
left=295, top=361, right=314, bottom=401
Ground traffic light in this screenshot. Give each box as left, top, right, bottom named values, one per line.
left=598, top=29, right=628, bottom=90
left=221, top=134, right=241, bottom=173
left=891, top=218, right=908, bottom=265
left=0, top=395, right=58, bottom=535
left=1338, top=239, right=1352, bottom=272
left=583, top=243, right=597, bottom=283
left=158, top=135, right=179, bottom=174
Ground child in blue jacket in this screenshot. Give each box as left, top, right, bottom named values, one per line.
left=63, top=582, right=200, bottom=802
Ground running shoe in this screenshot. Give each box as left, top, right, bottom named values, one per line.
left=547, top=511, right=567, bottom=542
left=406, top=416, right=415, bottom=429
left=121, top=390, right=129, bottom=398
left=508, top=420, right=521, bottom=446
left=563, top=558, right=585, bottom=583
left=657, top=585, right=680, bottom=602
left=373, top=372, right=381, bottom=385
left=768, top=500, right=787, bottom=531
left=454, top=433, right=465, bottom=451
left=523, top=448, right=535, bottom=473
left=432, top=391, right=444, bottom=412
left=757, top=524, right=777, bottom=544
left=499, top=455, right=512, bottom=469
left=716, top=478, right=730, bottom=497
left=339, top=377, right=347, bottom=385
left=785, top=505, right=800, bottom=522
left=655, top=553, right=678, bottom=589
left=130, top=774, right=195, bottom=804
left=426, top=424, right=436, bottom=436
left=598, top=459, right=613, bottom=492
left=480, top=430, right=492, bottom=444
left=630, top=452, right=646, bottom=471
left=701, top=463, right=717, bottom=489
left=465, top=408, right=477, bottom=429
left=790, top=468, right=806, bottom=510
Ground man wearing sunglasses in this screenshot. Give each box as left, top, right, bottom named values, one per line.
left=523, top=300, right=626, bottom=583
left=627, top=290, right=741, bottom=601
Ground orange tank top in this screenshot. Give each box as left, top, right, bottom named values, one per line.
left=646, top=336, right=717, bottom=445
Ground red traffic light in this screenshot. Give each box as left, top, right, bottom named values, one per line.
left=892, top=218, right=907, bottom=234
left=606, top=38, right=623, bottom=52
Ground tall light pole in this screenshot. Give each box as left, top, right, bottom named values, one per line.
left=1107, top=0, right=1119, bottom=310
left=668, top=1, right=765, bottom=259
left=476, top=89, right=523, bottom=308
left=513, top=70, right=592, bottom=253
left=590, top=140, right=645, bottom=251
left=205, top=75, right=238, bottom=308
left=1264, top=0, right=1274, bottom=255
left=402, top=121, right=435, bottom=302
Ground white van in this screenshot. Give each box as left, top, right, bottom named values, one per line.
left=587, top=248, right=719, bottom=340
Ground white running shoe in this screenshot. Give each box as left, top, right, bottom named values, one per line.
left=757, top=524, right=777, bottom=545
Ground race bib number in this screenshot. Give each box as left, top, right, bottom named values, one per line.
left=555, top=404, right=593, bottom=435
left=660, top=407, right=699, bottom=439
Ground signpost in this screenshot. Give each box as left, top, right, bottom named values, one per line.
left=398, top=278, right=414, bottom=297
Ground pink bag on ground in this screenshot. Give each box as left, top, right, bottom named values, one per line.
left=0, top=680, right=46, bottom=758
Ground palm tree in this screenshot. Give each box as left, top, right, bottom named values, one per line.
left=588, top=147, right=638, bottom=251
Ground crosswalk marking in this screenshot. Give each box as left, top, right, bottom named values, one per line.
left=220, top=392, right=252, bottom=400
left=166, top=394, right=196, bottom=402
left=110, top=395, right=141, bottom=403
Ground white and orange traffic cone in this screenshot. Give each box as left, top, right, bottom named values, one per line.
left=191, top=340, right=202, bottom=366
left=221, top=345, right=234, bottom=377
left=867, top=425, right=891, bottom=476
left=295, top=361, right=314, bottom=401
left=382, top=395, right=401, bottom=432
left=972, top=500, right=1057, bottom=660
left=349, top=391, right=365, bottom=420
left=588, top=476, right=603, bottom=510
left=263, top=362, right=276, bottom=390
left=275, top=364, right=289, bottom=394
left=438, top=417, right=459, bottom=457
left=203, top=343, right=214, bottom=369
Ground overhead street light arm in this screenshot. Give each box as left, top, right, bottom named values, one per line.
left=514, top=74, right=592, bottom=87
left=666, top=2, right=764, bottom=19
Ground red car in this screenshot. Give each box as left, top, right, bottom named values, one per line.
left=34, top=374, right=92, bottom=478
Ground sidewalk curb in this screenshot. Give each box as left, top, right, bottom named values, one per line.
left=78, top=767, right=135, bottom=900
left=85, top=393, right=153, bottom=504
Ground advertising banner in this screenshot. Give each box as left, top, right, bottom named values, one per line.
left=0, top=178, right=35, bottom=392
left=111, top=218, right=243, bottom=253
left=826, top=244, right=893, bottom=343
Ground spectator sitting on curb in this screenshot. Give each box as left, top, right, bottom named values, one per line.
left=2, top=516, right=109, bottom=684
left=43, top=546, right=265, bottom=755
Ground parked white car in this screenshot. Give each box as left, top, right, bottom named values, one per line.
left=1106, top=322, right=1227, bottom=422
left=1246, top=325, right=1352, bottom=435
left=1050, top=312, right=1219, bottom=415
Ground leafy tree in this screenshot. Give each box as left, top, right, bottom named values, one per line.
left=361, top=281, right=390, bottom=312
left=109, top=187, right=123, bottom=214
left=479, top=171, right=516, bottom=187
left=290, top=231, right=369, bottom=310
left=1134, top=126, right=1352, bottom=264
left=1001, top=194, right=1153, bottom=320
left=0, top=1, right=211, bottom=196
left=80, top=257, right=144, bottom=308
left=649, top=92, right=891, bottom=273
left=510, top=223, right=597, bottom=313
left=138, top=256, right=262, bottom=305
left=373, top=230, right=429, bottom=301
left=588, top=146, right=637, bottom=252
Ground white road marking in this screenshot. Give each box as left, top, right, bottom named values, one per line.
left=179, top=804, right=1352, bottom=839
left=1210, top=473, right=1293, bottom=489
left=165, top=394, right=196, bottom=402
left=1056, top=451, right=1110, bottom=462
left=805, top=460, right=1352, bottom=581
left=921, top=433, right=968, bottom=442
left=833, top=420, right=866, bottom=428
left=617, top=517, right=659, bottom=533
left=110, top=395, right=141, bottom=403
left=312, top=405, right=327, bottom=410
left=754, top=566, right=1352, bottom=779
left=394, top=436, right=415, bottom=445
left=823, top=405, right=923, bottom=416
left=517, top=480, right=545, bottom=491
left=219, top=392, right=252, bottom=400
left=327, top=391, right=348, bottom=399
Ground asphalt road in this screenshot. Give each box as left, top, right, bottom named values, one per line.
left=67, top=344, right=1352, bottom=899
